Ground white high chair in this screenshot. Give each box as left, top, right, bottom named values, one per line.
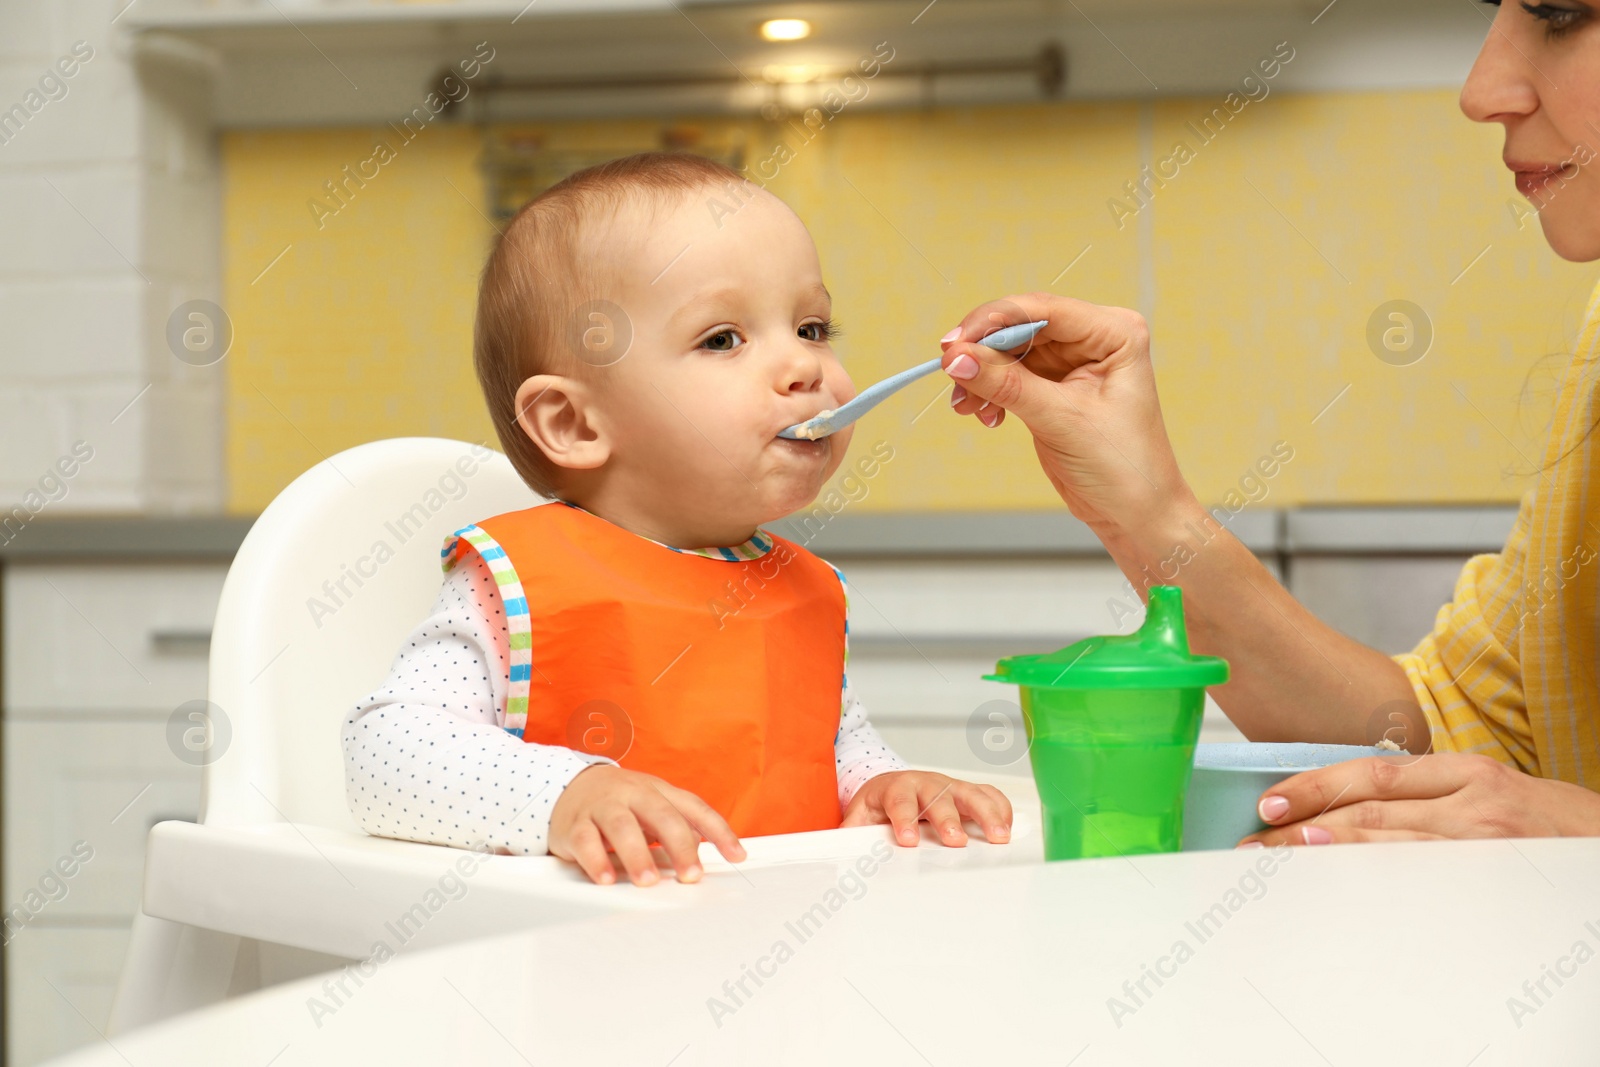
left=109, top=438, right=1039, bottom=1034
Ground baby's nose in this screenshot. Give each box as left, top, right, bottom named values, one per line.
left=780, top=361, right=825, bottom=394
left=775, top=338, right=826, bottom=393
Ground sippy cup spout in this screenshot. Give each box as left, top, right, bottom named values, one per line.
left=984, top=585, right=1226, bottom=690
left=1140, top=586, right=1191, bottom=656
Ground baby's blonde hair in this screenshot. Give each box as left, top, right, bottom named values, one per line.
left=474, top=151, right=748, bottom=495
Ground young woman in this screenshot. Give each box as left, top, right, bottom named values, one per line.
left=940, top=0, right=1600, bottom=845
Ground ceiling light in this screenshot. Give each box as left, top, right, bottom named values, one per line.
left=759, top=18, right=812, bottom=42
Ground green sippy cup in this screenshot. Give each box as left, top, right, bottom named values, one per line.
left=985, top=586, right=1228, bottom=861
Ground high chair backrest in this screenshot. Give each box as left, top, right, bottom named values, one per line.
left=204, top=438, right=540, bottom=829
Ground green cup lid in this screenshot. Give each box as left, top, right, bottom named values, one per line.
left=984, top=586, right=1229, bottom=690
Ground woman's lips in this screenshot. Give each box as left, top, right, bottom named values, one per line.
left=1510, top=161, right=1576, bottom=198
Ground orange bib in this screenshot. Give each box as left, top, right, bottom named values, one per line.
left=456, top=502, right=845, bottom=837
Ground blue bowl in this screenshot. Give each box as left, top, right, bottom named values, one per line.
left=1181, top=742, right=1387, bottom=851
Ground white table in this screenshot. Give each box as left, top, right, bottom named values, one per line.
left=51, top=826, right=1600, bottom=1066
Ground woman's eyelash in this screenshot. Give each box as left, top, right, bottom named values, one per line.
left=1519, top=2, right=1588, bottom=35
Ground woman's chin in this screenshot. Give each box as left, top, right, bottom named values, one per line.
left=1539, top=212, right=1600, bottom=263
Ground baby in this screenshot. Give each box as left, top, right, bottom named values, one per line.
left=343, top=152, right=1012, bottom=886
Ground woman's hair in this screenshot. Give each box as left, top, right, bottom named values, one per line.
left=1518, top=341, right=1600, bottom=478
left=474, top=151, right=748, bottom=495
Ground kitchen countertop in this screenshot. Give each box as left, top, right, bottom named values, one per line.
left=0, top=505, right=1516, bottom=562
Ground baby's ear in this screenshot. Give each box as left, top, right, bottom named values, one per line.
left=513, top=374, right=610, bottom=471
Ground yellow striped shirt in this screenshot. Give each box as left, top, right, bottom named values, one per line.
left=1396, top=279, right=1600, bottom=789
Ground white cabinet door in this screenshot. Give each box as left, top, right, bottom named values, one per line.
left=4, top=562, right=224, bottom=1067
left=3, top=720, right=201, bottom=918
left=4, top=563, right=226, bottom=714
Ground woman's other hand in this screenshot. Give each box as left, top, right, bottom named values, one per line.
left=1238, top=753, right=1600, bottom=846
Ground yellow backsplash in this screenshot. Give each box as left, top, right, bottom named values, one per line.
left=223, top=93, right=1597, bottom=514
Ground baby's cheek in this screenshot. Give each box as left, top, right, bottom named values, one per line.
left=825, top=426, right=855, bottom=476
left=829, top=365, right=858, bottom=406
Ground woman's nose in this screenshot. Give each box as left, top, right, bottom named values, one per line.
left=1460, top=9, right=1539, bottom=125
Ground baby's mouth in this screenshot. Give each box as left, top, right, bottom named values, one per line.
left=771, top=433, right=829, bottom=459
left=775, top=406, right=840, bottom=441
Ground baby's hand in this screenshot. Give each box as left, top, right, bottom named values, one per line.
left=548, top=765, right=745, bottom=886
left=841, top=771, right=1013, bottom=847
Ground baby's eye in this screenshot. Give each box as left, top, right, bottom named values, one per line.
left=798, top=318, right=840, bottom=343
left=699, top=329, right=743, bottom=353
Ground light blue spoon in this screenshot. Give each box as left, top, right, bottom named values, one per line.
left=778, top=319, right=1049, bottom=440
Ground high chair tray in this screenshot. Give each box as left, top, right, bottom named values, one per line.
left=140, top=770, right=1042, bottom=960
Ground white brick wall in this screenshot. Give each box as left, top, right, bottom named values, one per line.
left=0, top=0, right=223, bottom=516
